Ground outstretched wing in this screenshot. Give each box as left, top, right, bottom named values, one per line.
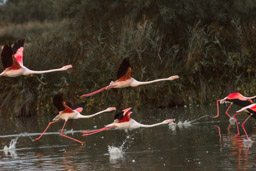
left=1, top=44, right=13, bottom=68
left=117, top=58, right=131, bottom=81
left=12, top=39, right=24, bottom=66
left=53, top=94, right=65, bottom=111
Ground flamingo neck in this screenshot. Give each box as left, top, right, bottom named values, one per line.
left=132, top=78, right=170, bottom=87
left=248, top=95, right=256, bottom=100
left=25, top=67, right=66, bottom=75
left=77, top=109, right=109, bottom=119
left=135, top=121, right=167, bottom=128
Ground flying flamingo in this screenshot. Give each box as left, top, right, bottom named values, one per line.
left=34, top=94, right=116, bottom=145
left=0, top=39, right=72, bottom=77
left=80, top=58, right=179, bottom=97
left=233, top=104, right=256, bottom=141
left=214, top=93, right=256, bottom=120
left=82, top=107, right=175, bottom=136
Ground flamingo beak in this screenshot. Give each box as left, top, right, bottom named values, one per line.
left=122, top=107, right=132, bottom=115
left=219, top=97, right=228, bottom=104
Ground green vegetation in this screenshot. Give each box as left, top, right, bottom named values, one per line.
left=0, top=0, right=256, bottom=117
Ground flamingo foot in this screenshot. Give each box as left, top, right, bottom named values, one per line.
left=33, top=137, right=40, bottom=141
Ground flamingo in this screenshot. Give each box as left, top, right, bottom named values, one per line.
left=0, top=39, right=72, bottom=77
left=34, top=94, right=116, bottom=145
left=214, top=93, right=256, bottom=119
left=80, top=58, right=179, bottom=97
left=82, top=107, right=175, bottom=136
left=233, top=104, right=256, bottom=141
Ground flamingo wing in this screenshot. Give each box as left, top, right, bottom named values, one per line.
left=114, top=111, right=124, bottom=120
left=1, top=44, right=13, bottom=68
left=117, top=58, right=131, bottom=81
left=53, top=94, right=65, bottom=111
left=12, top=39, right=24, bottom=66
left=114, top=109, right=132, bottom=123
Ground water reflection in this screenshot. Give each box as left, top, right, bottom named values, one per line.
left=62, top=145, right=85, bottom=170
left=216, top=123, right=255, bottom=170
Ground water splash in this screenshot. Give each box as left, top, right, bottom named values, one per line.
left=3, top=137, right=18, bottom=158
left=183, top=120, right=192, bottom=128
left=243, top=138, right=253, bottom=148
left=108, top=135, right=133, bottom=161
left=169, top=122, right=177, bottom=131
left=108, top=146, right=124, bottom=160
left=168, top=120, right=192, bottom=130
left=189, top=115, right=213, bottom=123
left=229, top=117, right=236, bottom=126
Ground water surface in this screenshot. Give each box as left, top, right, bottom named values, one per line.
left=1, top=104, right=256, bottom=170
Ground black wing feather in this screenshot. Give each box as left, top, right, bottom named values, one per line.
left=12, top=39, right=24, bottom=54
left=53, top=94, right=65, bottom=111
left=114, top=111, right=124, bottom=120
left=1, top=44, right=13, bottom=68
left=116, top=58, right=130, bottom=79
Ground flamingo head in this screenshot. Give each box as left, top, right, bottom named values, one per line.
left=61, top=65, right=72, bottom=70
left=106, top=107, right=117, bottom=112
left=162, top=119, right=175, bottom=124
left=219, top=97, right=228, bottom=104
left=0, top=71, right=5, bottom=77
left=168, top=75, right=179, bottom=80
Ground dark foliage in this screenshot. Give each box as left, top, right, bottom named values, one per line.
left=1, top=0, right=256, bottom=118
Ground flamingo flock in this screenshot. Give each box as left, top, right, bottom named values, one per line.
left=1, top=39, right=255, bottom=145
left=1, top=39, right=178, bottom=145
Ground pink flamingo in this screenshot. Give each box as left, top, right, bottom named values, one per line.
left=80, top=58, right=179, bottom=98
left=82, top=107, right=175, bottom=136
left=233, top=104, right=256, bottom=141
left=214, top=93, right=256, bottom=119
left=0, top=39, right=72, bottom=77
left=34, top=94, right=116, bottom=145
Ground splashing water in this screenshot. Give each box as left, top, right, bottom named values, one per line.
left=229, top=117, right=236, bottom=126
left=108, top=135, right=133, bottom=161
left=189, top=115, right=213, bottom=123
left=183, top=120, right=192, bottom=127
left=168, top=120, right=192, bottom=130
left=3, top=137, right=18, bottom=158
left=169, top=122, right=177, bottom=131
left=243, top=138, right=253, bottom=148
left=108, top=146, right=124, bottom=160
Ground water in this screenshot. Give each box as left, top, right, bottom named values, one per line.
left=1, top=104, right=256, bottom=170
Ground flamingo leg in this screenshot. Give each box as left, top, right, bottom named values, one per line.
left=82, top=127, right=112, bottom=136
left=60, top=121, right=84, bottom=145
left=80, top=86, right=107, bottom=98
left=225, top=103, right=233, bottom=118
left=234, top=113, right=243, bottom=137
left=214, top=100, right=220, bottom=118
left=34, top=120, right=59, bottom=141
left=241, top=114, right=253, bottom=141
